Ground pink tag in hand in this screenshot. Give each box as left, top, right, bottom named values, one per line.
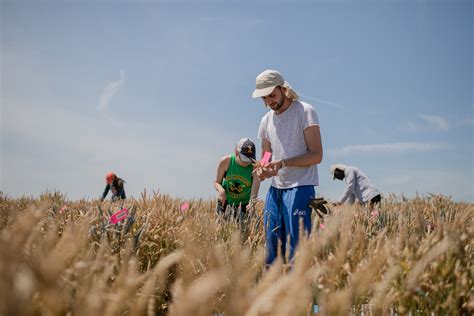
left=110, top=208, right=128, bottom=224
left=260, top=152, right=272, bottom=166
left=180, top=202, right=189, bottom=211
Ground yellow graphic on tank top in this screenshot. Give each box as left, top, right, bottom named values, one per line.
left=225, top=174, right=251, bottom=202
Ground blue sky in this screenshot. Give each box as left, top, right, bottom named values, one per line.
left=2, top=0, right=473, bottom=202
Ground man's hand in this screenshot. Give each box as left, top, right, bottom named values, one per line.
left=267, top=159, right=284, bottom=173
left=253, top=161, right=277, bottom=180
left=260, top=167, right=278, bottom=180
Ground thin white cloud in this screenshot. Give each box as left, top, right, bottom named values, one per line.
left=3, top=102, right=232, bottom=200
left=381, top=170, right=473, bottom=202
left=384, top=175, right=414, bottom=185
left=319, top=166, right=473, bottom=203
left=199, top=17, right=226, bottom=23
left=299, top=94, right=345, bottom=109
left=328, top=142, right=445, bottom=157
left=406, top=121, right=418, bottom=132
left=457, top=117, right=474, bottom=127
left=199, top=16, right=264, bottom=27
left=97, top=69, right=125, bottom=112
left=418, top=113, right=449, bottom=131
left=246, top=19, right=264, bottom=27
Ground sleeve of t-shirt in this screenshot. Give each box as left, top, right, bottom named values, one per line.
left=339, top=168, right=356, bottom=203
left=257, top=115, right=268, bottom=139
left=302, top=104, right=320, bottom=130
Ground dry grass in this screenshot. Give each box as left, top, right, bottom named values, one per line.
left=0, top=191, right=472, bottom=315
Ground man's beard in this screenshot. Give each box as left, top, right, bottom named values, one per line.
left=270, top=94, right=285, bottom=112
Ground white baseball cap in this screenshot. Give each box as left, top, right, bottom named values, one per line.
left=252, top=69, right=285, bottom=98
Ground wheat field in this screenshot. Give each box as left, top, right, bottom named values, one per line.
left=0, top=191, right=472, bottom=315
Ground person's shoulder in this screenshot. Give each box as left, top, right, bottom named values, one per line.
left=293, top=101, right=318, bottom=120
left=262, top=110, right=273, bottom=119
left=259, top=110, right=273, bottom=126
left=298, top=100, right=316, bottom=111
left=345, top=166, right=357, bottom=173
left=220, top=155, right=231, bottom=161
left=217, top=155, right=232, bottom=171
left=219, top=155, right=232, bottom=165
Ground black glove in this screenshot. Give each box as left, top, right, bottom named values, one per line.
left=308, top=198, right=329, bottom=219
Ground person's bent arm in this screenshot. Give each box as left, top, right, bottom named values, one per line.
left=339, top=169, right=356, bottom=203
left=101, top=185, right=110, bottom=201
left=214, top=156, right=231, bottom=203
left=250, top=173, right=261, bottom=199
left=247, top=174, right=261, bottom=212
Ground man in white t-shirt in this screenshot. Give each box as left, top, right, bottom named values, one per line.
left=253, top=69, right=323, bottom=266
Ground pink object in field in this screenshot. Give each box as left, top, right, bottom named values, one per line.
left=110, top=208, right=128, bottom=224
left=370, top=210, right=379, bottom=217
left=60, top=206, right=67, bottom=214
left=260, top=152, right=272, bottom=165
left=319, top=223, right=326, bottom=230
left=180, top=202, right=189, bottom=211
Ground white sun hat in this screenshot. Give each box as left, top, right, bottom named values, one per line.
left=252, top=70, right=285, bottom=98
left=330, top=164, right=347, bottom=179
left=251, top=69, right=300, bottom=102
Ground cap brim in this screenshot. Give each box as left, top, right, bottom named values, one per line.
left=252, top=86, right=277, bottom=98
left=239, top=154, right=255, bottom=163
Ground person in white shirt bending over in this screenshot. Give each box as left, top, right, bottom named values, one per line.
left=330, top=164, right=381, bottom=207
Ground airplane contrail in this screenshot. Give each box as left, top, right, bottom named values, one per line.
left=299, top=94, right=345, bottom=110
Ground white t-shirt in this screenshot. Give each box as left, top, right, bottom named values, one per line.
left=258, top=101, right=320, bottom=189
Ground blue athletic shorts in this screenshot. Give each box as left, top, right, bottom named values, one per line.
left=263, top=185, right=315, bottom=266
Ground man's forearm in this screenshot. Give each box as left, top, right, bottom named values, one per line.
left=282, top=151, right=322, bottom=168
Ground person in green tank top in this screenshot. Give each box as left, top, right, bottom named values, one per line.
left=214, top=138, right=261, bottom=219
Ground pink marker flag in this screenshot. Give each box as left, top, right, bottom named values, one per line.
left=260, top=152, right=272, bottom=165
left=180, top=202, right=189, bottom=211
left=110, top=208, right=128, bottom=225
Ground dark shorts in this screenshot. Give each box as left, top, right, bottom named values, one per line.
left=216, top=200, right=247, bottom=220
left=370, top=194, right=381, bottom=206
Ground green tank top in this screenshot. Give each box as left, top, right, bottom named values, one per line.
left=222, top=154, right=253, bottom=205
